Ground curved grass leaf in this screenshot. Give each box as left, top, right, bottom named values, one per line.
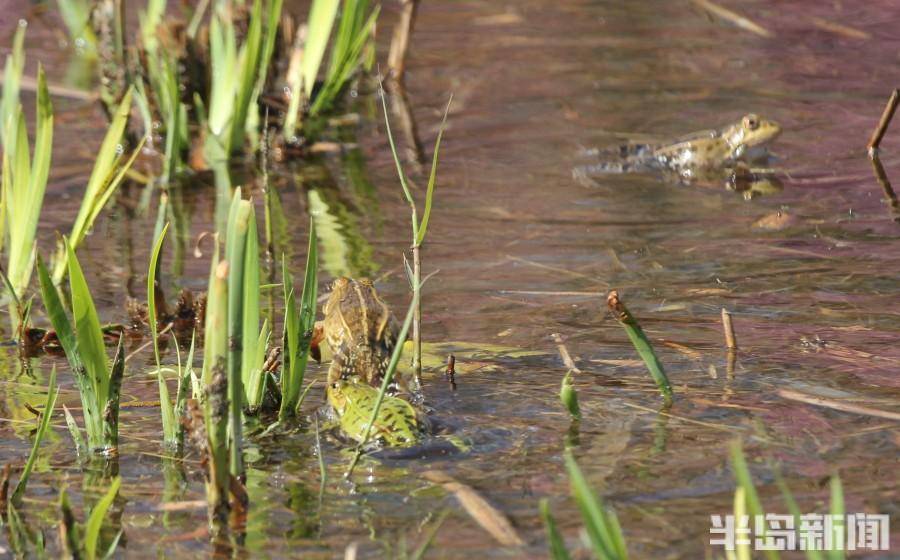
left=148, top=223, right=177, bottom=445
left=415, top=94, right=453, bottom=246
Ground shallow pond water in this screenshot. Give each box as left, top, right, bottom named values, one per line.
left=2, top=0, right=900, bottom=558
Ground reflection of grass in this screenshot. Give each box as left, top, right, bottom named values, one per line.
left=308, top=188, right=376, bottom=278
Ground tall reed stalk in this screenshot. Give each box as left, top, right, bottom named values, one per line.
left=380, top=88, right=452, bottom=386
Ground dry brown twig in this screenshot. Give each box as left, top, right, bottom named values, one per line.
left=868, top=89, right=900, bottom=155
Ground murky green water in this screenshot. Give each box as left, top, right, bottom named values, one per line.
left=2, top=0, right=900, bottom=557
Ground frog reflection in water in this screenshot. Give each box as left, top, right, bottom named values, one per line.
left=321, top=277, right=428, bottom=447
left=576, top=114, right=783, bottom=198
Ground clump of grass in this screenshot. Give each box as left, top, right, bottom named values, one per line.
left=147, top=223, right=190, bottom=448
left=380, top=86, right=452, bottom=385
left=51, top=0, right=378, bottom=168
left=606, top=290, right=673, bottom=404
left=541, top=451, right=629, bottom=559
left=278, top=220, right=318, bottom=421
left=37, top=244, right=126, bottom=453
left=50, top=89, right=143, bottom=286
left=3, top=64, right=52, bottom=315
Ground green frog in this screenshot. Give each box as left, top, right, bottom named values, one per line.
left=326, top=378, right=426, bottom=447
left=322, top=277, right=399, bottom=387
left=576, top=114, right=782, bottom=195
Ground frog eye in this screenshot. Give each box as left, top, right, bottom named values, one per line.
left=743, top=115, right=760, bottom=130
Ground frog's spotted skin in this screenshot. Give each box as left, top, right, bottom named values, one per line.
left=327, top=379, right=424, bottom=447
left=576, top=114, right=781, bottom=179
left=322, top=277, right=398, bottom=387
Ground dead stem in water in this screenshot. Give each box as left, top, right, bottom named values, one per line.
left=692, top=0, right=773, bottom=38
left=777, top=389, right=900, bottom=421
left=867, top=89, right=900, bottom=154
left=421, top=470, right=524, bottom=547
left=551, top=333, right=582, bottom=374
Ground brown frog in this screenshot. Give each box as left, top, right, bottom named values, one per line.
left=322, top=277, right=399, bottom=387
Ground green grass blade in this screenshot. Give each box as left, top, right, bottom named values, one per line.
left=827, top=474, right=844, bottom=560
left=7, top=65, right=53, bottom=301
left=229, top=0, right=263, bottom=153
left=38, top=254, right=103, bottom=448
left=148, top=223, right=177, bottom=444
left=564, top=451, right=628, bottom=560
left=62, top=404, right=86, bottom=458
left=84, top=476, right=121, bottom=560
left=415, top=95, right=452, bottom=246
left=607, top=291, right=672, bottom=404
left=53, top=90, right=135, bottom=284
left=225, top=191, right=252, bottom=476
left=729, top=440, right=780, bottom=560
left=1, top=20, right=26, bottom=150
left=278, top=220, right=318, bottom=419
left=560, top=370, right=581, bottom=421
left=379, top=87, right=414, bottom=212
left=55, top=0, right=98, bottom=55
left=241, top=209, right=261, bottom=401
left=11, top=366, right=58, bottom=505
left=733, top=487, right=751, bottom=560
left=302, top=0, right=340, bottom=98
left=539, top=499, right=573, bottom=560
left=66, top=239, right=109, bottom=408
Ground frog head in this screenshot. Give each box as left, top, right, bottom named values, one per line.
left=722, top=114, right=781, bottom=158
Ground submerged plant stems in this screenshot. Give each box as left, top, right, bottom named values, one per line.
left=606, top=290, right=673, bottom=404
